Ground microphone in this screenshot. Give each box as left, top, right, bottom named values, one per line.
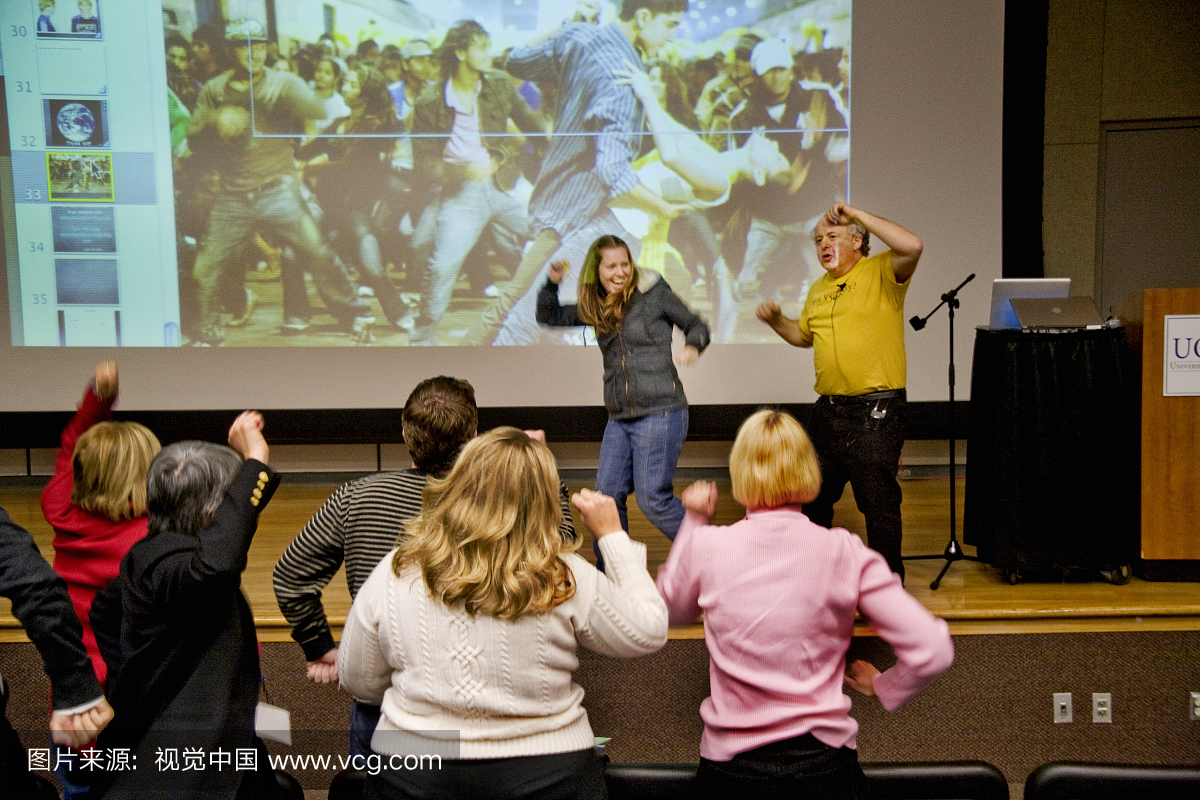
left=837, top=282, right=847, bottom=291
left=909, top=316, right=926, bottom=331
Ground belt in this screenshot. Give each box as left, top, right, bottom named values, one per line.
left=823, top=389, right=905, bottom=405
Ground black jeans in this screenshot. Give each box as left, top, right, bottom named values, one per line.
left=804, top=391, right=908, bottom=580
left=364, top=747, right=607, bottom=800
left=696, top=733, right=868, bottom=800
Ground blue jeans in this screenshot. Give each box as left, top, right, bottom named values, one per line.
left=413, top=179, right=532, bottom=343
left=804, top=391, right=907, bottom=580
left=594, top=407, right=688, bottom=568
left=192, top=173, right=365, bottom=342
left=349, top=699, right=382, bottom=758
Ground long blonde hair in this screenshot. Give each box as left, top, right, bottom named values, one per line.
left=393, top=427, right=578, bottom=618
left=71, top=421, right=162, bottom=520
left=576, top=235, right=640, bottom=334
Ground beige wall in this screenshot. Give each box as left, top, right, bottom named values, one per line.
left=1043, top=0, right=1200, bottom=296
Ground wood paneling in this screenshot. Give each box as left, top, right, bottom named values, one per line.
left=5, top=471, right=1199, bottom=642
left=1141, top=288, right=1200, bottom=560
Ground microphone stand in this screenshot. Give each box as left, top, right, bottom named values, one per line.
left=903, top=273, right=979, bottom=590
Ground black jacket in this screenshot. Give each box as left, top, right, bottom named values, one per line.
left=537, top=271, right=710, bottom=419
left=0, top=507, right=100, bottom=709
left=90, top=460, right=280, bottom=798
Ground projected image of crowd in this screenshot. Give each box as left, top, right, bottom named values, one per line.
left=161, top=0, right=850, bottom=347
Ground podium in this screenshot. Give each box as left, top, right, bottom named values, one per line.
left=1140, top=288, right=1200, bottom=581
left=963, top=327, right=1137, bottom=581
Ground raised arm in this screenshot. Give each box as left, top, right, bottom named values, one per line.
left=613, top=62, right=728, bottom=203
left=572, top=489, right=668, bottom=657
left=42, top=362, right=118, bottom=524
left=756, top=302, right=811, bottom=348
left=536, top=261, right=585, bottom=327
left=151, top=414, right=278, bottom=605
left=826, top=203, right=923, bottom=283
left=655, top=481, right=716, bottom=625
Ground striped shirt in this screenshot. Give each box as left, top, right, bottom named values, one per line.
left=504, top=22, right=645, bottom=236
left=272, top=469, right=577, bottom=660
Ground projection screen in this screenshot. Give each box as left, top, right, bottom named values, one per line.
left=0, top=0, right=1003, bottom=411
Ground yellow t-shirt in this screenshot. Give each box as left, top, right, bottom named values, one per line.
left=798, top=250, right=910, bottom=396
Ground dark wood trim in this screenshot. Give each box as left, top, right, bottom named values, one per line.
left=0, top=401, right=969, bottom=449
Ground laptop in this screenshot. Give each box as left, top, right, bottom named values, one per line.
left=989, top=278, right=1071, bottom=329
left=1010, top=296, right=1106, bottom=330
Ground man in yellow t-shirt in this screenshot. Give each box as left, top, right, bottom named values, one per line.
left=756, top=202, right=923, bottom=580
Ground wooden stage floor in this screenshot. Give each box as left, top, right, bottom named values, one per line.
left=3, top=474, right=1198, bottom=641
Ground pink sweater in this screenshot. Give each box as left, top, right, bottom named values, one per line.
left=656, top=507, right=953, bottom=761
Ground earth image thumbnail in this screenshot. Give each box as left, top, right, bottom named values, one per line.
left=57, top=103, right=96, bottom=144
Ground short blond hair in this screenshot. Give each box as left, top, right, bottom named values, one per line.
left=729, top=409, right=822, bottom=509
left=71, top=421, right=162, bottom=521
left=393, top=427, right=579, bottom=619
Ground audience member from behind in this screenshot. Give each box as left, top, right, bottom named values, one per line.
left=42, top=362, right=159, bottom=691
left=89, top=412, right=281, bottom=799
left=273, top=377, right=576, bottom=756
left=40, top=361, right=158, bottom=797
left=656, top=410, right=953, bottom=800
left=1, top=506, right=114, bottom=795
left=339, top=428, right=668, bottom=799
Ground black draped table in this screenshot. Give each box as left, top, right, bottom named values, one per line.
left=963, top=327, right=1137, bottom=581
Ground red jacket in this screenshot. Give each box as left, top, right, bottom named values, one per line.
left=41, top=384, right=148, bottom=687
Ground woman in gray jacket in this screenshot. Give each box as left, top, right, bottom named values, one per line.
left=537, top=234, right=710, bottom=568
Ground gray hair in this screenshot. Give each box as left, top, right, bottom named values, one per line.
left=848, top=222, right=870, bottom=256
left=811, top=220, right=871, bottom=256
left=147, top=441, right=242, bottom=537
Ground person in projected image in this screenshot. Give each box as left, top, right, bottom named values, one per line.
left=756, top=202, right=923, bottom=581
left=305, top=57, right=351, bottom=137
left=408, top=20, right=545, bottom=345
left=457, top=0, right=691, bottom=346
left=273, top=376, right=576, bottom=757
left=36, top=0, right=56, bottom=34
left=716, top=38, right=849, bottom=343
left=694, top=34, right=761, bottom=152
left=299, top=65, right=410, bottom=331
left=190, top=22, right=227, bottom=83
left=70, top=0, right=99, bottom=36
left=609, top=57, right=790, bottom=312
left=186, top=18, right=372, bottom=346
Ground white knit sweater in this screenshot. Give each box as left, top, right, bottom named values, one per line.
left=338, top=532, right=668, bottom=759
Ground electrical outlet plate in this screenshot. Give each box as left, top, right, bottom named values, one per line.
left=1054, top=692, right=1072, bottom=723
left=1093, top=692, right=1112, bottom=723
left=1190, top=692, right=1200, bottom=721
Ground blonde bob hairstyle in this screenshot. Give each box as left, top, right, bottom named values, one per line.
left=392, top=427, right=579, bottom=619
left=71, top=421, right=162, bottom=521
left=729, top=409, right=822, bottom=510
